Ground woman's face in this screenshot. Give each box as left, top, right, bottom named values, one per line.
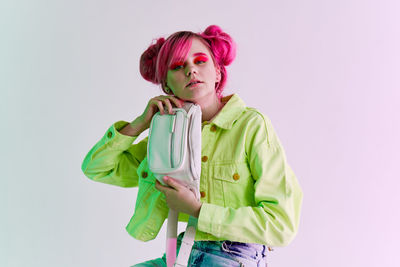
left=165, top=37, right=221, bottom=102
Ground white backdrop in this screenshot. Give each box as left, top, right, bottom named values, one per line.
left=2, top=0, right=400, bottom=266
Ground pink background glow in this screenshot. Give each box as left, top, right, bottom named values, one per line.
left=2, top=0, right=399, bottom=266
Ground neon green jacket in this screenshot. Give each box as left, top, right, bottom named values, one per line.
left=81, top=94, right=303, bottom=246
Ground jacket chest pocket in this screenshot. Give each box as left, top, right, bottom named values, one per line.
left=211, top=162, right=255, bottom=208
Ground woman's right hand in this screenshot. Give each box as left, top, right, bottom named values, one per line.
left=119, top=95, right=184, bottom=137
left=137, top=95, right=184, bottom=131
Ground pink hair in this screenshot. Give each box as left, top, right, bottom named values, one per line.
left=140, top=25, right=236, bottom=99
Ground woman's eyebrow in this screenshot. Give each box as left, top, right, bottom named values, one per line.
left=192, top=52, right=208, bottom=57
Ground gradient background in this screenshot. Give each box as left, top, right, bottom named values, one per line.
left=2, top=0, right=400, bottom=266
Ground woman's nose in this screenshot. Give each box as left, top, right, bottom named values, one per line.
left=185, top=64, right=197, bottom=76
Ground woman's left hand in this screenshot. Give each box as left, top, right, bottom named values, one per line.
left=155, top=176, right=202, bottom=218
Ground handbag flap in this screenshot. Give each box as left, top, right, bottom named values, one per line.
left=148, top=109, right=187, bottom=173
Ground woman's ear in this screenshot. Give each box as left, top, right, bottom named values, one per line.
left=163, top=82, right=172, bottom=94
left=215, top=66, right=221, bottom=83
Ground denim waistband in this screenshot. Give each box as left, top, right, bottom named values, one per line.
left=177, top=232, right=267, bottom=261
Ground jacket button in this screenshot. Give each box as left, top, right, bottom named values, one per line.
left=141, top=171, right=148, bottom=178
left=107, top=131, right=113, bottom=138
left=210, top=125, right=217, bottom=132
left=200, top=191, right=206, bottom=198
left=233, top=173, right=240, bottom=180
left=201, top=156, right=208, bottom=162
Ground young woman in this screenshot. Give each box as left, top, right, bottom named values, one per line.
left=82, top=25, right=303, bottom=267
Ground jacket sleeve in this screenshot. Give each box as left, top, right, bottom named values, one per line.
left=81, top=120, right=148, bottom=188
left=197, top=113, right=303, bottom=246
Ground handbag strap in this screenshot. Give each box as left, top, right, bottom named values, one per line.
left=166, top=211, right=198, bottom=267
left=174, top=216, right=198, bottom=267
left=166, top=209, right=178, bottom=267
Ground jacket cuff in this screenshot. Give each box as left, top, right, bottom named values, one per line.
left=104, top=120, right=137, bottom=150
left=197, top=202, right=223, bottom=236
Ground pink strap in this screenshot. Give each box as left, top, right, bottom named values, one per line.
left=166, top=237, right=177, bottom=267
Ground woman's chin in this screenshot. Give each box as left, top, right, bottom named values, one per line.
left=179, top=88, right=215, bottom=103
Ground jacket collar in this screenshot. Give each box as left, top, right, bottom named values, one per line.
left=208, top=93, right=246, bottom=130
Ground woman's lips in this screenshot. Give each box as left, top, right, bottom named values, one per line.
left=186, top=81, right=203, bottom=88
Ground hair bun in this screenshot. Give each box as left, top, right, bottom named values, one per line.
left=139, top=37, right=165, bottom=84
left=201, top=25, right=236, bottom=66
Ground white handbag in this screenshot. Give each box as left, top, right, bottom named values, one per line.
left=147, top=102, right=202, bottom=267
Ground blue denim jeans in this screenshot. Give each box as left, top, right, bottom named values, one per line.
left=133, top=232, right=267, bottom=267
